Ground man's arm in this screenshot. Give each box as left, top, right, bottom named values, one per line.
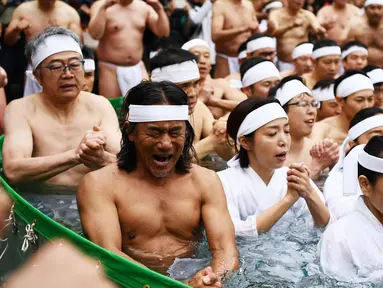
left=211, top=3, right=248, bottom=43
left=68, top=7, right=84, bottom=41
left=2, top=102, right=81, bottom=184
left=146, top=0, right=170, bottom=37
left=88, top=0, right=110, bottom=40
left=4, top=5, right=29, bottom=46
left=200, top=169, right=239, bottom=278
left=306, top=11, right=326, bottom=37
left=77, top=172, right=143, bottom=266
left=346, top=21, right=358, bottom=42
left=268, top=11, right=297, bottom=37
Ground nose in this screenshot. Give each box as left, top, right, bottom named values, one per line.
left=199, top=56, right=207, bottom=65
left=61, top=67, right=74, bottom=78
left=278, top=132, right=289, bottom=147
left=335, top=105, right=342, bottom=114
left=329, top=62, right=336, bottom=72
left=157, top=133, right=172, bottom=150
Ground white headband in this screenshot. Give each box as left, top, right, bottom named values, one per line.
left=128, top=105, right=189, bottom=122
left=336, top=73, right=374, bottom=98
left=247, top=37, right=276, bottom=53
left=31, top=35, right=83, bottom=69
left=242, top=61, right=280, bottom=87
left=275, top=79, right=312, bottom=106
left=365, top=0, right=383, bottom=7
left=236, top=102, right=288, bottom=142
left=84, top=59, right=95, bottom=72
left=367, top=68, right=383, bottom=85
left=312, top=46, right=341, bottom=60
left=230, top=79, right=243, bottom=89
left=292, top=43, right=314, bottom=60
left=359, top=149, right=383, bottom=173
left=263, top=1, right=283, bottom=12
left=339, top=114, right=383, bottom=164
left=151, top=60, right=200, bottom=84
left=312, top=84, right=335, bottom=102
left=341, top=46, right=368, bottom=60
left=238, top=50, right=247, bottom=59
left=181, top=39, right=209, bottom=51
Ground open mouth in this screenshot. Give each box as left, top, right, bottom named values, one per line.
left=60, top=84, right=75, bottom=89
left=153, top=155, right=172, bottom=163
left=276, top=152, right=287, bottom=161
left=305, top=119, right=315, bottom=125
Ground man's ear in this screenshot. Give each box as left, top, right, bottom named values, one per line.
left=359, top=175, right=373, bottom=198
left=33, top=70, right=43, bottom=86
left=242, top=86, right=252, bottom=98
left=238, top=136, right=252, bottom=151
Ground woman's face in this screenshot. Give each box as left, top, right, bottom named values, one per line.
left=246, top=118, right=291, bottom=170
left=286, top=93, right=318, bottom=137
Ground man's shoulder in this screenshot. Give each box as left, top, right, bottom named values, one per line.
left=189, top=164, right=219, bottom=185
left=79, top=92, right=113, bottom=110
left=317, top=5, right=331, bottom=14
left=81, top=164, right=121, bottom=187
left=347, top=3, right=361, bottom=14
left=5, top=95, right=35, bottom=114
left=14, top=1, right=34, bottom=13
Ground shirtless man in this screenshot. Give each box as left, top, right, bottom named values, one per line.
left=182, top=39, right=247, bottom=119
left=302, top=40, right=341, bottom=89
left=89, top=0, right=170, bottom=98
left=312, top=79, right=342, bottom=121
left=4, top=0, right=82, bottom=97
left=311, top=70, right=375, bottom=145
left=347, top=0, right=383, bottom=68
left=364, top=65, right=383, bottom=108
left=150, top=48, right=233, bottom=160
left=225, top=41, right=248, bottom=89
left=240, top=57, right=280, bottom=98
left=212, top=0, right=260, bottom=78
left=268, top=0, right=326, bottom=72
left=246, top=34, right=277, bottom=62
left=2, top=27, right=121, bottom=231
left=341, top=41, right=368, bottom=71
left=280, top=42, right=314, bottom=78
left=77, top=81, right=239, bottom=284
left=317, top=0, right=360, bottom=45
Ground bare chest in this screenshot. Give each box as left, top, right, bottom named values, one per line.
left=105, top=6, right=147, bottom=34
left=222, top=5, right=253, bottom=28
left=279, top=13, right=310, bottom=38
left=355, top=24, right=383, bottom=48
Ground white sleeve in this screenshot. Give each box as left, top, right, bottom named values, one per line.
left=218, top=171, right=258, bottom=237
left=189, top=0, right=212, bottom=25
left=319, top=223, right=357, bottom=282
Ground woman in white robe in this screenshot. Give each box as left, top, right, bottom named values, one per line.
left=324, top=107, right=383, bottom=219
left=217, top=98, right=330, bottom=237
left=319, top=136, right=383, bottom=282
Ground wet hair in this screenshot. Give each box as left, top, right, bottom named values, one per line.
left=363, top=65, right=383, bottom=87
left=358, top=136, right=383, bottom=186
left=334, top=70, right=369, bottom=100
left=341, top=41, right=368, bottom=61
left=81, top=45, right=94, bottom=60
left=240, top=57, right=271, bottom=80
left=25, top=26, right=81, bottom=70
left=237, top=41, right=248, bottom=55
left=312, top=78, right=335, bottom=91
left=149, top=48, right=197, bottom=73
left=246, top=33, right=272, bottom=44
left=313, top=39, right=339, bottom=51
left=117, top=81, right=196, bottom=173
left=227, top=97, right=281, bottom=168
left=349, top=107, right=383, bottom=143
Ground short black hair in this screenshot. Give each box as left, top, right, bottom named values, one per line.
left=237, top=41, right=248, bottom=55
left=227, top=97, right=281, bottom=168
left=334, top=70, right=369, bottom=98
left=81, top=45, right=94, bottom=60
left=358, top=136, right=383, bottom=186
left=363, top=65, right=383, bottom=87
left=313, top=39, right=339, bottom=51
left=149, top=48, right=197, bottom=73
left=117, top=81, right=196, bottom=173
left=313, top=78, right=335, bottom=91
left=341, top=40, right=367, bottom=52
left=240, top=57, right=270, bottom=80
left=294, top=41, right=313, bottom=48
left=350, top=107, right=383, bottom=131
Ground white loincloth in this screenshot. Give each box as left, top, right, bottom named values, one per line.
left=99, top=61, right=143, bottom=96
left=278, top=60, right=295, bottom=72
left=216, top=53, right=240, bottom=74
left=24, top=64, right=42, bottom=97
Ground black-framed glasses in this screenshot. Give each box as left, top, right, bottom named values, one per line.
left=40, top=60, right=85, bottom=75
left=287, top=100, right=320, bottom=109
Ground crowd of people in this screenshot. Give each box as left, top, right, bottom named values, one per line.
left=1, top=0, right=383, bottom=286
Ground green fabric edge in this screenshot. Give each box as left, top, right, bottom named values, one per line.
left=109, top=97, right=124, bottom=118
left=0, top=134, right=189, bottom=288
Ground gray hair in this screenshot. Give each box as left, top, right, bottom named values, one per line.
left=25, top=26, right=81, bottom=67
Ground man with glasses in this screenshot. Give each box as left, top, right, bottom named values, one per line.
left=271, top=75, right=339, bottom=179
left=2, top=27, right=121, bottom=232
left=245, top=34, right=277, bottom=62
left=312, top=70, right=375, bottom=145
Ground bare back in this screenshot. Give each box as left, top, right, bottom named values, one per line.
left=93, top=0, right=151, bottom=65
left=270, top=8, right=312, bottom=62
left=311, top=116, right=348, bottom=145
left=11, top=1, right=81, bottom=41
left=3, top=92, right=120, bottom=191
left=189, top=100, right=214, bottom=142
left=348, top=15, right=383, bottom=68
left=317, top=4, right=360, bottom=45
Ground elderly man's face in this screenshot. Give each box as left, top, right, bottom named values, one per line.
left=129, top=120, right=187, bottom=178
left=36, top=51, right=85, bottom=100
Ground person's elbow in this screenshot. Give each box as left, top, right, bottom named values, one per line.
left=211, top=31, right=219, bottom=43
left=87, top=24, right=103, bottom=40
left=3, top=162, right=24, bottom=185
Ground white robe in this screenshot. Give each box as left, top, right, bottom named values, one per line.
left=217, top=165, right=325, bottom=237
left=319, top=197, right=383, bottom=283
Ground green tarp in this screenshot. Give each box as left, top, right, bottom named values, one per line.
left=0, top=116, right=189, bottom=288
